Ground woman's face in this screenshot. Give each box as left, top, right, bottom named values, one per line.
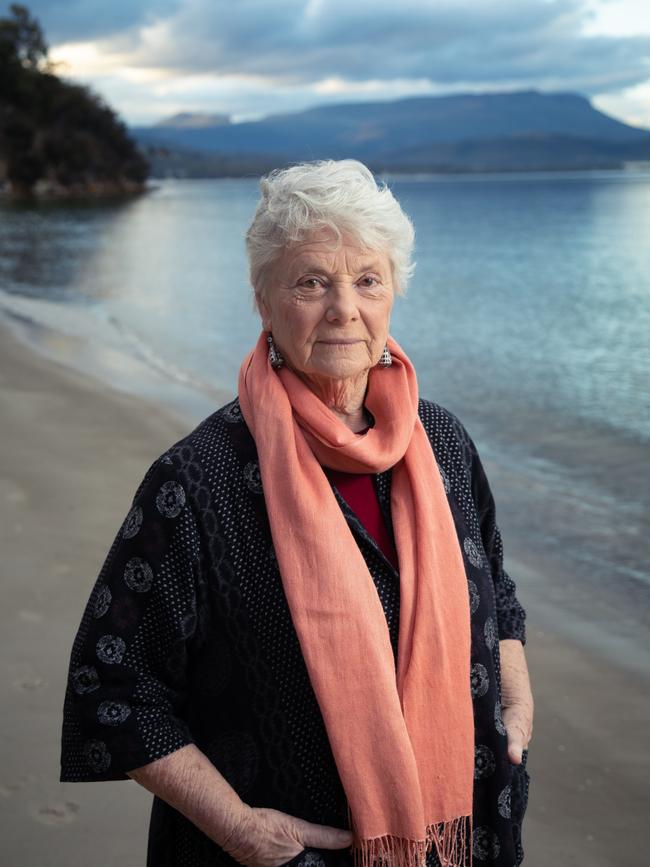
left=257, top=232, right=395, bottom=386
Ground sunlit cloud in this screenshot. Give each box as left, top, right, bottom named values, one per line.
left=582, top=0, right=650, bottom=37
left=313, top=78, right=437, bottom=96
left=593, top=81, right=650, bottom=128
left=50, top=41, right=171, bottom=83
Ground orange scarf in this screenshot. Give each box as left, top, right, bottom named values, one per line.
left=238, top=333, right=474, bottom=867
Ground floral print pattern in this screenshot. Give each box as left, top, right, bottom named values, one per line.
left=93, top=583, right=111, bottom=618
left=122, top=505, right=143, bottom=539
left=71, top=665, right=100, bottom=695
left=156, top=481, right=186, bottom=518
left=494, top=700, right=507, bottom=737
left=95, top=634, right=126, bottom=665
left=497, top=784, right=512, bottom=819
left=123, top=557, right=153, bottom=593
left=97, top=700, right=132, bottom=726
left=470, top=662, right=490, bottom=698
left=464, top=535, right=484, bottom=569
left=474, top=744, right=496, bottom=779
left=484, top=616, right=497, bottom=650
left=468, top=579, right=480, bottom=614
left=473, top=826, right=501, bottom=861
left=82, top=739, right=111, bottom=774
left=243, top=460, right=263, bottom=494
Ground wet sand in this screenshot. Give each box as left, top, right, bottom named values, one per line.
left=1, top=318, right=647, bottom=866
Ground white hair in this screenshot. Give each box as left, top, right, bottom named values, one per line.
left=245, top=159, right=415, bottom=304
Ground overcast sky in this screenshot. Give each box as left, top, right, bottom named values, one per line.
left=12, top=0, right=650, bottom=128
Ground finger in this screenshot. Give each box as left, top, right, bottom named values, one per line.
left=506, top=723, right=527, bottom=764
left=295, top=819, right=354, bottom=850
left=508, top=742, right=523, bottom=764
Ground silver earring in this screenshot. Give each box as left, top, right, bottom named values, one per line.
left=267, top=333, right=284, bottom=369
left=378, top=345, right=392, bottom=367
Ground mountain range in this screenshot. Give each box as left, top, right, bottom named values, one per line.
left=132, top=90, right=650, bottom=176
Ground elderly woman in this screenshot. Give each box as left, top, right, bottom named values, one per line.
left=61, top=160, right=533, bottom=867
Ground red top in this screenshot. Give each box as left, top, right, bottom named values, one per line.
left=325, top=468, right=399, bottom=569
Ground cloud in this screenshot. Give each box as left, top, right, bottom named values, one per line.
left=9, top=0, right=182, bottom=43
left=49, top=0, right=649, bottom=96
left=593, top=80, right=650, bottom=128
left=15, top=0, right=650, bottom=124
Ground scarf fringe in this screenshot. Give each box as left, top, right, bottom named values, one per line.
left=350, top=815, right=473, bottom=867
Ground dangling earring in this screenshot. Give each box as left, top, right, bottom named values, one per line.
left=267, top=333, right=284, bottom=369
left=378, top=344, right=392, bottom=368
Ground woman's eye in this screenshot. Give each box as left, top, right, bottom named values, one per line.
left=299, top=277, right=322, bottom=289
left=359, top=276, right=379, bottom=287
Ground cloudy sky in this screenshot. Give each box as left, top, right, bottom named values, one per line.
left=13, top=0, right=650, bottom=128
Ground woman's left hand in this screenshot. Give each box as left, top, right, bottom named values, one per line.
left=499, top=639, right=534, bottom=765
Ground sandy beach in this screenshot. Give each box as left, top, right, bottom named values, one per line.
left=0, top=317, right=647, bottom=867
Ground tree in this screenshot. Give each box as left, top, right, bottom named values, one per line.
left=0, top=3, right=49, bottom=71
left=0, top=4, right=149, bottom=197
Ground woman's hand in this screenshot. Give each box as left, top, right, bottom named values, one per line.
left=499, top=639, right=534, bottom=765
left=127, top=746, right=352, bottom=867
left=222, top=805, right=354, bottom=867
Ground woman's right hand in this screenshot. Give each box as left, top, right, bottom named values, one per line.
left=221, top=805, right=354, bottom=867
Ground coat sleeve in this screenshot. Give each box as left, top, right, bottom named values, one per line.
left=443, top=407, right=527, bottom=646
left=468, top=439, right=527, bottom=646
left=60, top=454, right=201, bottom=782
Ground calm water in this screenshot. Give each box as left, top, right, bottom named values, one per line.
left=1, top=172, right=649, bottom=665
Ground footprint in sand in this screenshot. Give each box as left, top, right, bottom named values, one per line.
left=11, top=661, right=45, bottom=691
left=14, top=673, right=44, bottom=691
left=1, top=774, right=37, bottom=797
left=34, top=802, right=80, bottom=825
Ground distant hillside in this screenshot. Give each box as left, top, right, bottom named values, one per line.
left=155, top=112, right=231, bottom=129
left=0, top=4, right=148, bottom=199
left=134, top=90, right=650, bottom=176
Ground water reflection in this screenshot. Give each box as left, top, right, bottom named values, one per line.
left=0, top=199, right=139, bottom=302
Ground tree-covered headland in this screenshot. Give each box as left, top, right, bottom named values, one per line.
left=0, top=4, right=148, bottom=199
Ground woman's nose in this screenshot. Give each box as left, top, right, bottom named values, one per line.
left=325, top=285, right=359, bottom=323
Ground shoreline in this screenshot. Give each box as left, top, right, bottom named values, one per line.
left=0, top=302, right=233, bottom=427
left=1, top=317, right=648, bottom=865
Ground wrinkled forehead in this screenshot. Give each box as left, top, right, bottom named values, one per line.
left=274, top=230, right=392, bottom=276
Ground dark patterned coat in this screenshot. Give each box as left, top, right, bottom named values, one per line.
left=60, top=398, right=530, bottom=867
